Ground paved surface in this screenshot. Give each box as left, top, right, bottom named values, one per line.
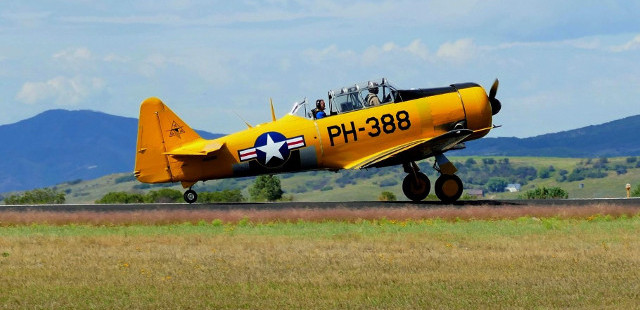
left=2, top=198, right=640, bottom=212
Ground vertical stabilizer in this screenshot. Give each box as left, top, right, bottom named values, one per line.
left=134, top=97, right=201, bottom=183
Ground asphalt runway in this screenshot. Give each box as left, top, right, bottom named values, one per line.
left=2, top=198, right=640, bottom=212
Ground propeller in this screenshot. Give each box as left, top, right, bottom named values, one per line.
left=488, top=79, right=501, bottom=115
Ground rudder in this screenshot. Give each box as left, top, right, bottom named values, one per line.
left=134, top=97, right=201, bottom=183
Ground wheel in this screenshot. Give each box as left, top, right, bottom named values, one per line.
left=183, top=189, right=198, bottom=204
left=402, top=172, right=431, bottom=201
left=434, top=174, right=463, bottom=204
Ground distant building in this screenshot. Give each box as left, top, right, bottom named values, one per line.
left=466, top=189, right=484, bottom=198
left=505, top=183, right=521, bottom=192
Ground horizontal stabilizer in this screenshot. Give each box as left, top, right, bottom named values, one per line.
left=164, top=141, right=225, bottom=156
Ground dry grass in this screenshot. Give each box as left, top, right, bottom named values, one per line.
left=1, top=218, right=640, bottom=309
left=1, top=204, right=639, bottom=226
left=2, top=206, right=640, bottom=308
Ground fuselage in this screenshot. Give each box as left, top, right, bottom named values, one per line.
left=157, top=83, right=493, bottom=184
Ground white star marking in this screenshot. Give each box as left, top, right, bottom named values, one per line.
left=256, top=133, right=286, bottom=164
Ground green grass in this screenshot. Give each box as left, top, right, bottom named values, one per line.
left=1, top=217, right=640, bottom=309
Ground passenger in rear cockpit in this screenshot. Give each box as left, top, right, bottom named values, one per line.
left=366, top=85, right=381, bottom=107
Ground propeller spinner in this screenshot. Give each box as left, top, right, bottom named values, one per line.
left=489, top=79, right=501, bottom=115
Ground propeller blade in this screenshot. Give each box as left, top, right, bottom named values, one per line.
left=488, top=79, right=501, bottom=115
left=489, top=78, right=499, bottom=99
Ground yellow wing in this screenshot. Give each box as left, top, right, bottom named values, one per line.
left=345, top=129, right=474, bottom=169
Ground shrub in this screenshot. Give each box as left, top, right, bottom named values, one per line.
left=4, top=188, right=66, bottom=205
left=486, top=177, right=508, bottom=193
left=626, top=157, right=637, bottom=163
left=523, top=187, right=568, bottom=199
left=632, top=184, right=640, bottom=197
left=538, top=167, right=551, bottom=179
left=200, top=190, right=245, bottom=202
left=96, top=192, right=144, bottom=204
left=144, top=188, right=182, bottom=203
left=378, top=191, right=396, bottom=201
left=482, top=158, right=496, bottom=165
left=249, top=175, right=283, bottom=201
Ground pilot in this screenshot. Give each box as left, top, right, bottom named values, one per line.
left=366, top=85, right=381, bottom=107
left=313, top=99, right=327, bottom=119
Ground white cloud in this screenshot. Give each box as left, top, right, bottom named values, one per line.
left=611, top=35, right=640, bottom=52
left=53, top=47, right=93, bottom=62
left=302, top=45, right=357, bottom=64
left=436, top=38, right=477, bottom=64
left=16, top=76, right=105, bottom=105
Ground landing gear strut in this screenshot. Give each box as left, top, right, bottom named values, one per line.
left=184, top=188, right=198, bottom=204
left=432, top=154, right=463, bottom=204
left=402, top=162, right=430, bottom=201
left=400, top=154, right=465, bottom=203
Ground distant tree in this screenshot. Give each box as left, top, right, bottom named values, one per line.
left=465, top=158, right=477, bottom=166
left=615, top=165, right=628, bottom=175
left=538, top=167, right=551, bottom=179
left=523, top=187, right=568, bottom=199
left=379, top=178, right=398, bottom=187
left=4, top=188, right=65, bottom=205
left=626, top=157, right=637, bottom=164
left=632, top=185, right=640, bottom=197
left=378, top=191, right=397, bottom=201
left=115, top=174, right=137, bottom=184
left=144, top=188, right=182, bottom=203
left=249, top=175, right=283, bottom=201
left=486, top=177, right=509, bottom=193
left=200, top=190, right=245, bottom=202
left=96, top=192, right=144, bottom=204
left=482, top=158, right=496, bottom=165
left=66, top=179, right=83, bottom=185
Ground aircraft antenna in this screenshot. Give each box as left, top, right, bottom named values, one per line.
left=270, top=98, right=277, bottom=122
left=232, top=111, right=253, bottom=128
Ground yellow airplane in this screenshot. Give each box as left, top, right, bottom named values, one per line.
left=134, top=78, right=501, bottom=203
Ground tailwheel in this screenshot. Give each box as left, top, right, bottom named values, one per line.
left=434, top=174, right=463, bottom=204
left=183, top=189, right=198, bottom=204
left=402, top=172, right=431, bottom=202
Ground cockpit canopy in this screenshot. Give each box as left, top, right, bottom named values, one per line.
left=289, top=78, right=398, bottom=119
left=328, top=78, right=397, bottom=115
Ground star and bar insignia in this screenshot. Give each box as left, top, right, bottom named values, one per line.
left=238, top=132, right=306, bottom=168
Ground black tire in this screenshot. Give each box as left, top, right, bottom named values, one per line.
left=184, top=189, right=198, bottom=204
left=434, top=174, right=463, bottom=204
left=402, top=172, right=431, bottom=201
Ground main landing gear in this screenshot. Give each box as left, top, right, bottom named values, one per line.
left=184, top=187, right=198, bottom=204
left=401, top=154, right=464, bottom=203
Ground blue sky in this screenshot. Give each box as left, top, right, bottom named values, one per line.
left=1, top=1, right=639, bottom=137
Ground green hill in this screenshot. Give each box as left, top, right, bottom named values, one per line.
left=7, top=156, right=637, bottom=204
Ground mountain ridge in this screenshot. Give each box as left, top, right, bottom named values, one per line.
left=455, top=114, right=640, bottom=157
left=1, top=109, right=638, bottom=193
left=0, top=109, right=221, bottom=193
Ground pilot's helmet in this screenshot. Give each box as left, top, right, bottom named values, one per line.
left=368, top=81, right=379, bottom=94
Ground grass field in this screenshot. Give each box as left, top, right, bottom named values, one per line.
left=2, top=206, right=640, bottom=309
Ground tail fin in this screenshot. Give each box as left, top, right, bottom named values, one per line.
left=134, top=97, right=202, bottom=183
